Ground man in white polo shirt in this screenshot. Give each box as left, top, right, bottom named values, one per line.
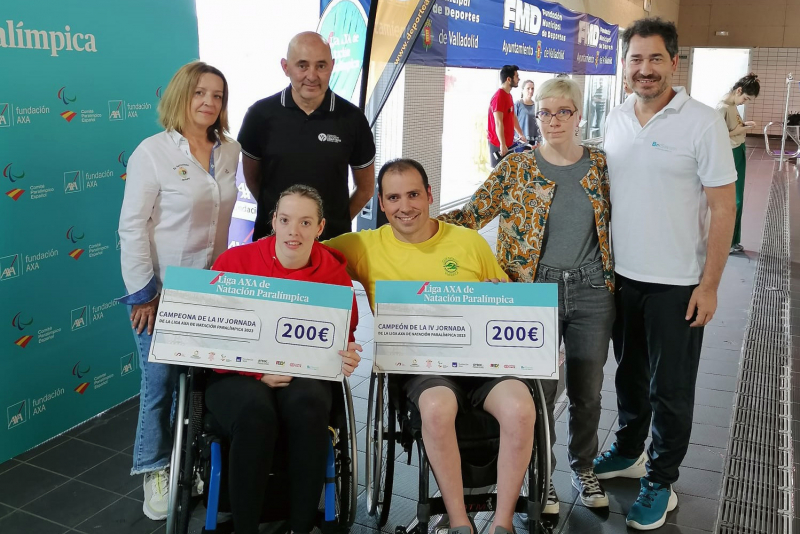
left=594, top=18, right=736, bottom=531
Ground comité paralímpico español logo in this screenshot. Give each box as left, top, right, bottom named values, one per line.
left=58, top=86, right=77, bottom=122
left=118, top=151, right=128, bottom=180
left=72, top=360, right=91, bottom=394
left=66, top=225, right=85, bottom=259
left=4, top=163, right=26, bottom=201
left=12, top=311, right=34, bottom=348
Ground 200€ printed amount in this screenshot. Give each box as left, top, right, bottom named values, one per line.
left=486, top=320, right=544, bottom=348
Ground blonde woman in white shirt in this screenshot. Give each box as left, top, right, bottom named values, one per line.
left=117, top=61, right=240, bottom=521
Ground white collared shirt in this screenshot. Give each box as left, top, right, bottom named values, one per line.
left=604, top=87, right=737, bottom=285
left=118, top=129, right=240, bottom=299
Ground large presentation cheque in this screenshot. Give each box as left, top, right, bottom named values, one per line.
left=148, top=266, right=354, bottom=381
left=374, top=281, right=559, bottom=379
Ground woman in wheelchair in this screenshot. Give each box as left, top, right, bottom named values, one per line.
left=204, top=184, right=362, bottom=534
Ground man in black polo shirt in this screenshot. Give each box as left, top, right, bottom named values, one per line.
left=239, top=31, right=376, bottom=240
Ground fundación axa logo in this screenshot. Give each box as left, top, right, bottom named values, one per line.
left=64, top=170, right=82, bottom=193
left=120, top=352, right=137, bottom=376
left=0, top=103, right=11, bottom=128
left=7, top=400, right=28, bottom=429
left=71, top=305, right=89, bottom=331
left=66, top=225, right=85, bottom=259
left=0, top=254, right=22, bottom=281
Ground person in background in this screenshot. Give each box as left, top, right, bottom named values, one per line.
left=205, top=185, right=361, bottom=534
left=118, top=61, right=240, bottom=521
left=515, top=80, right=540, bottom=145
left=442, top=77, right=615, bottom=515
left=717, top=73, right=760, bottom=254
left=488, top=64, right=527, bottom=166
left=239, top=31, right=376, bottom=241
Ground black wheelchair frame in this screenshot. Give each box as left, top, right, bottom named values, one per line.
left=365, top=373, right=551, bottom=534
left=165, top=367, right=359, bottom=534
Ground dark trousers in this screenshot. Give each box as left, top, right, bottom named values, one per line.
left=612, top=274, right=704, bottom=485
left=731, top=143, right=747, bottom=245
left=205, top=374, right=332, bottom=534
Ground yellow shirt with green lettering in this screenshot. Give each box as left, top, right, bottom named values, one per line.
left=326, top=220, right=508, bottom=312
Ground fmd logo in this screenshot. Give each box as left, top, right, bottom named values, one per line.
left=71, top=305, right=89, bottom=330
left=0, top=254, right=22, bottom=281
left=578, top=20, right=600, bottom=47
left=7, top=400, right=28, bottom=429
left=0, top=103, right=12, bottom=127
left=503, top=0, right=542, bottom=36
left=64, top=170, right=82, bottom=193
left=121, top=352, right=137, bottom=376
left=108, top=100, right=124, bottom=121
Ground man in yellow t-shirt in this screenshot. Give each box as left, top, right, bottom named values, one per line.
left=327, top=159, right=534, bottom=534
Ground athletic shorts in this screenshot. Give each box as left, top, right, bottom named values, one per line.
left=403, top=374, right=533, bottom=411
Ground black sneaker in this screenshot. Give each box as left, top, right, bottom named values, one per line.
left=543, top=481, right=559, bottom=514
left=571, top=468, right=609, bottom=508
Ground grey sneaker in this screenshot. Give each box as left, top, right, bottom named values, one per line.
left=571, top=468, right=609, bottom=508
left=543, top=481, right=559, bottom=515
left=730, top=243, right=744, bottom=254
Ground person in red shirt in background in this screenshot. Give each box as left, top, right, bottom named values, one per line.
left=204, top=184, right=362, bottom=534
left=488, top=64, right=527, bottom=166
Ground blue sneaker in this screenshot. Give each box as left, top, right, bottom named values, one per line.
left=626, top=478, right=678, bottom=530
left=593, top=443, right=648, bottom=480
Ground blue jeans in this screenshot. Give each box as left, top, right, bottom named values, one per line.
left=538, top=259, right=615, bottom=470
left=130, top=324, right=180, bottom=475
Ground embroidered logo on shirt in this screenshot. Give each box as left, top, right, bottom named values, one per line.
left=174, top=164, right=190, bottom=180
left=442, top=257, right=459, bottom=276
left=318, top=133, right=341, bottom=143
left=650, top=141, right=677, bottom=152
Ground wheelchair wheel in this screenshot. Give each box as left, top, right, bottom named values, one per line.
left=335, top=377, right=359, bottom=527
left=167, top=371, right=201, bottom=534
left=365, top=373, right=395, bottom=526
left=528, top=380, right=551, bottom=534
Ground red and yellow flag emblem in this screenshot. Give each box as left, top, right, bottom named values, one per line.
left=6, top=189, right=24, bottom=201
left=74, top=382, right=90, bottom=394
left=15, top=335, right=33, bottom=348
left=60, top=110, right=77, bottom=122
left=69, top=248, right=84, bottom=260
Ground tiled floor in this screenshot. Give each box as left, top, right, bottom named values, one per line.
left=0, top=137, right=776, bottom=534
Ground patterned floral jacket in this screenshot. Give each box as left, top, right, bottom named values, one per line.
left=439, top=147, right=614, bottom=292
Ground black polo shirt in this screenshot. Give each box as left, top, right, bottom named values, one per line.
left=238, top=86, right=375, bottom=240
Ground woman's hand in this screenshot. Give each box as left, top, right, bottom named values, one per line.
left=131, top=295, right=160, bottom=335
left=260, top=374, right=293, bottom=388
left=744, top=120, right=756, bottom=129
left=339, top=342, right=363, bottom=377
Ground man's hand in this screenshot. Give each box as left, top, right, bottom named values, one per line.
left=685, top=284, right=717, bottom=327
left=518, top=134, right=528, bottom=145
left=484, top=277, right=508, bottom=284
left=131, top=295, right=160, bottom=335
left=260, top=374, right=293, bottom=388
left=339, top=342, right=363, bottom=377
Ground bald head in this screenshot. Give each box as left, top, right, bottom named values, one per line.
left=282, top=32, right=335, bottom=109
left=286, top=32, right=332, bottom=62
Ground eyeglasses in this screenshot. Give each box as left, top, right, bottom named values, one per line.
left=536, top=109, right=577, bottom=122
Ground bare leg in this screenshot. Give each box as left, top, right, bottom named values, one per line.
left=483, top=380, right=536, bottom=534
left=418, top=386, right=471, bottom=532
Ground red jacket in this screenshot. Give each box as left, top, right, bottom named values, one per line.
left=210, top=236, right=358, bottom=380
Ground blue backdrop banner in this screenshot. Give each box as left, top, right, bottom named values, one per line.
left=0, top=0, right=199, bottom=462
left=406, top=0, right=618, bottom=75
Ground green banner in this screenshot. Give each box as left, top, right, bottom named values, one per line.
left=0, top=0, right=199, bottom=462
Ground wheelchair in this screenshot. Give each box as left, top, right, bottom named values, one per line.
left=365, top=373, right=551, bottom=534
left=165, top=367, right=358, bottom=534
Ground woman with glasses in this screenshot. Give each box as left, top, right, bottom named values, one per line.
left=439, top=77, right=613, bottom=514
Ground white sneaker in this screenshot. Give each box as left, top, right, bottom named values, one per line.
left=143, top=468, right=169, bottom=521
left=571, top=468, right=609, bottom=508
